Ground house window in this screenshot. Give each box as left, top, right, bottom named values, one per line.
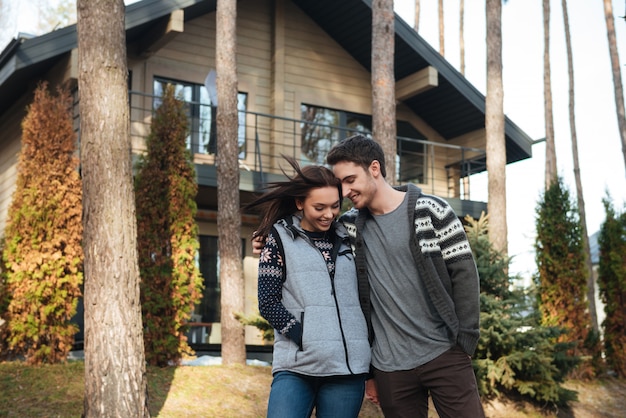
left=300, top=104, right=426, bottom=183
left=193, top=235, right=246, bottom=325
left=397, top=123, right=427, bottom=184
left=300, top=104, right=370, bottom=165
left=195, top=235, right=220, bottom=324
left=153, top=77, right=247, bottom=158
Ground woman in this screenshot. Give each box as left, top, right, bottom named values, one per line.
left=246, top=156, right=370, bottom=418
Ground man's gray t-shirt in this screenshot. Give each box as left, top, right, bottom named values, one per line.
left=362, top=193, right=452, bottom=371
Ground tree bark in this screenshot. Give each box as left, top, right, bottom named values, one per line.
left=561, top=0, right=598, bottom=334
left=372, top=0, right=397, bottom=184
left=438, top=0, right=445, bottom=56
left=414, top=0, right=420, bottom=31
left=460, top=0, right=465, bottom=75
left=543, top=0, right=558, bottom=187
left=603, top=0, right=626, bottom=177
left=216, top=0, right=246, bottom=365
left=77, top=0, right=149, bottom=416
left=485, top=0, right=507, bottom=256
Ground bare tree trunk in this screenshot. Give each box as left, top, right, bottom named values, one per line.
left=603, top=0, right=626, bottom=176
left=561, top=0, right=598, bottom=334
left=438, top=0, right=445, bottom=56
left=77, top=0, right=148, bottom=416
left=216, top=0, right=246, bottom=365
left=460, top=0, right=465, bottom=75
left=485, top=0, right=507, bottom=255
left=543, top=0, right=557, bottom=187
left=414, top=0, right=420, bottom=31
left=372, top=0, right=397, bottom=184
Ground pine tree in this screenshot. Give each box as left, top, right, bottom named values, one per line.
left=0, top=82, right=83, bottom=364
left=135, top=84, right=204, bottom=367
left=535, top=177, right=596, bottom=376
left=598, top=197, right=626, bottom=377
left=466, top=213, right=578, bottom=406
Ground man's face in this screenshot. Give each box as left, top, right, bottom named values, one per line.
left=332, top=161, right=376, bottom=210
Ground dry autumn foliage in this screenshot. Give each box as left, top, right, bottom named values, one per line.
left=0, top=82, right=83, bottom=364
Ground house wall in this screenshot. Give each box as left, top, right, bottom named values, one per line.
left=0, top=97, right=27, bottom=233
left=0, top=0, right=488, bottom=347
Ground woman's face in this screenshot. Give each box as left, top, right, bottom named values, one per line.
left=296, top=186, right=341, bottom=232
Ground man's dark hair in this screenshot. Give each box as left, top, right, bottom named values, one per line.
left=326, top=134, right=387, bottom=178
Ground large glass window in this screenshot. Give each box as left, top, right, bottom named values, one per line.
left=153, top=77, right=247, bottom=158
left=300, top=104, right=427, bottom=183
left=195, top=235, right=220, bottom=324
left=300, top=105, right=371, bottom=165
left=193, top=235, right=246, bottom=325
left=397, top=123, right=427, bottom=184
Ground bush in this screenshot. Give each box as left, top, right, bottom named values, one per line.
left=0, top=83, right=83, bottom=364
left=598, top=197, right=626, bottom=377
left=466, top=213, right=578, bottom=407
left=535, top=178, right=597, bottom=377
left=135, top=84, right=204, bottom=366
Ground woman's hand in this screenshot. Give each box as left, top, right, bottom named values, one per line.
left=251, top=232, right=265, bottom=255
left=365, top=379, right=379, bottom=405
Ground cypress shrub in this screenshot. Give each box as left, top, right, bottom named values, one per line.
left=135, top=84, right=203, bottom=367
left=0, top=82, right=83, bottom=364
left=535, top=177, right=596, bottom=376
left=598, top=197, right=626, bottom=377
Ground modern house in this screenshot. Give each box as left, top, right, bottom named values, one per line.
left=0, top=0, right=534, bottom=351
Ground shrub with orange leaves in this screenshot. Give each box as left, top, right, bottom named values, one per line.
left=0, top=82, right=83, bottom=364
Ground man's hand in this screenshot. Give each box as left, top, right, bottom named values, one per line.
left=251, top=233, right=265, bottom=255
left=365, top=379, right=379, bottom=405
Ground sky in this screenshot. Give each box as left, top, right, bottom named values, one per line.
left=2, top=0, right=625, bottom=280
left=395, top=0, right=626, bottom=279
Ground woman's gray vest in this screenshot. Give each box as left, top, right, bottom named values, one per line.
left=271, top=216, right=371, bottom=377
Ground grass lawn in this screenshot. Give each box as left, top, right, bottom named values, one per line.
left=0, top=360, right=625, bottom=417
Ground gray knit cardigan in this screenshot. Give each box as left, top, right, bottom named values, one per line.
left=339, top=183, right=481, bottom=356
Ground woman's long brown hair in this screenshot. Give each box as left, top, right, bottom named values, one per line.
left=244, top=156, right=341, bottom=238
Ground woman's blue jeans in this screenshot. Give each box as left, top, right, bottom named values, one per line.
left=266, top=371, right=365, bottom=418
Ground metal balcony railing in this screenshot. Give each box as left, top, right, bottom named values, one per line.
left=128, top=91, right=487, bottom=201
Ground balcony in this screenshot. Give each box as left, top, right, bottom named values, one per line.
left=129, top=91, right=488, bottom=218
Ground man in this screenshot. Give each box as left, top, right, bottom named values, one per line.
left=254, top=134, right=484, bottom=417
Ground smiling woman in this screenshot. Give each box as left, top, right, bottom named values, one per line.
left=243, top=156, right=370, bottom=418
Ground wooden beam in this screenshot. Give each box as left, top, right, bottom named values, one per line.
left=136, top=9, right=184, bottom=58
left=395, top=66, right=438, bottom=101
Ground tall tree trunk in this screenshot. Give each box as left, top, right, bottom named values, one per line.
left=216, top=0, right=246, bottom=365
left=414, top=0, right=420, bottom=31
left=485, top=0, right=507, bottom=255
left=460, top=0, right=465, bottom=75
left=562, top=0, right=598, bottom=334
left=77, top=0, right=149, bottom=416
left=372, top=0, right=397, bottom=184
left=543, top=0, right=557, bottom=187
left=603, top=0, right=626, bottom=176
left=438, top=0, right=445, bottom=56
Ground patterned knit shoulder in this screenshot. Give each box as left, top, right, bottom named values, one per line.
left=413, top=193, right=473, bottom=262
left=414, top=193, right=455, bottom=221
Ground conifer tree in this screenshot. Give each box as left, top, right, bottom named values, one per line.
left=535, top=177, right=596, bottom=376
left=466, top=213, right=577, bottom=406
left=135, top=84, right=203, bottom=367
left=0, top=82, right=83, bottom=364
left=598, top=197, right=626, bottom=377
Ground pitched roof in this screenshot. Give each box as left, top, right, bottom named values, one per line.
left=0, top=0, right=532, bottom=162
